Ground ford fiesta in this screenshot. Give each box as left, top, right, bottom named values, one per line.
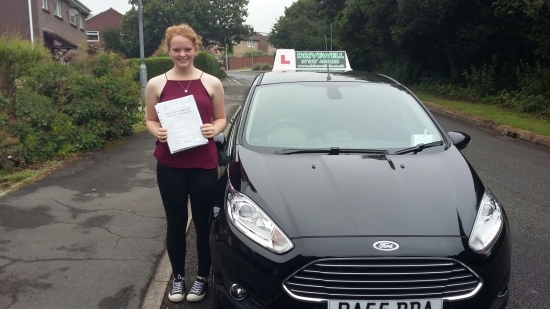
left=210, top=56, right=511, bottom=309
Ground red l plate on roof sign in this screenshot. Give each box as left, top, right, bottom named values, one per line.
left=281, top=55, right=291, bottom=64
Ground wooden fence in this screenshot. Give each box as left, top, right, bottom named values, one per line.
left=224, top=55, right=274, bottom=70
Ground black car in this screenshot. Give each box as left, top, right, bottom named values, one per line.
left=210, top=69, right=511, bottom=309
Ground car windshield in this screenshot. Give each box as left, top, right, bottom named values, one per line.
left=243, top=81, right=443, bottom=153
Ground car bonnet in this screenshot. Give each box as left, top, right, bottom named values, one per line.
left=230, top=145, right=482, bottom=239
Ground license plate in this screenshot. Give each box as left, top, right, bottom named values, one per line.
left=328, top=299, right=443, bottom=309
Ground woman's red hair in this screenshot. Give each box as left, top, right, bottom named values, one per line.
left=165, top=24, right=202, bottom=50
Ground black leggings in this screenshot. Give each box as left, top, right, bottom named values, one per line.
left=156, top=162, right=217, bottom=278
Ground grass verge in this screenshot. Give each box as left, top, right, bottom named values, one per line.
left=0, top=160, right=65, bottom=196
left=415, top=92, right=550, bottom=137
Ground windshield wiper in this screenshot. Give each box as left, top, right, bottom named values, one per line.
left=277, top=147, right=389, bottom=155
left=393, top=140, right=444, bottom=155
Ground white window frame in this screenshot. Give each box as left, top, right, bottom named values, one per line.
left=42, top=0, right=48, bottom=10
left=87, top=31, right=99, bottom=42
left=70, top=13, right=77, bottom=25
left=247, top=40, right=254, bottom=48
left=53, top=0, right=62, bottom=17
left=80, top=15, right=84, bottom=29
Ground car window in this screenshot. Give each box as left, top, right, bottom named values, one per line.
left=243, top=82, right=442, bottom=151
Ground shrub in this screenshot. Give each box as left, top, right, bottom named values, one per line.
left=376, top=60, right=410, bottom=84
left=72, top=53, right=141, bottom=137
left=508, top=62, right=550, bottom=116
left=0, top=93, right=20, bottom=169
left=516, top=61, right=550, bottom=97
left=463, top=57, right=498, bottom=97
left=0, top=42, right=141, bottom=169
left=194, top=52, right=227, bottom=79
left=0, top=35, right=51, bottom=98
left=151, top=38, right=169, bottom=57
left=508, top=93, right=550, bottom=116
left=261, top=63, right=272, bottom=71
left=252, top=63, right=261, bottom=71
left=243, top=50, right=265, bottom=57
left=128, top=57, right=173, bottom=80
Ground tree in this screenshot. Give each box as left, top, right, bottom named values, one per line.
left=390, top=0, right=502, bottom=83
left=314, top=0, right=346, bottom=22
left=269, top=0, right=330, bottom=51
left=332, top=0, right=518, bottom=84
left=270, top=0, right=550, bottom=92
left=494, top=0, right=550, bottom=61
left=103, top=28, right=126, bottom=55
left=331, top=0, right=400, bottom=71
left=119, top=0, right=253, bottom=58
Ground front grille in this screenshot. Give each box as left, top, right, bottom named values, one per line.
left=283, top=258, right=482, bottom=301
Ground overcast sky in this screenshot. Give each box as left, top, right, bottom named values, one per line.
left=82, top=0, right=296, bottom=34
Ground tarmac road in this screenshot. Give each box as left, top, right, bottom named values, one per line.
left=0, top=130, right=165, bottom=309
left=435, top=112, right=550, bottom=309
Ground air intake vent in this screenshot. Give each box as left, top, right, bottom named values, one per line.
left=283, top=258, right=482, bottom=301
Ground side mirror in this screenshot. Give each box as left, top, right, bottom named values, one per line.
left=448, top=131, right=471, bottom=150
left=214, top=132, right=226, bottom=147
left=214, top=133, right=229, bottom=166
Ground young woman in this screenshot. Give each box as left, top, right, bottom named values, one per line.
left=144, top=24, right=226, bottom=303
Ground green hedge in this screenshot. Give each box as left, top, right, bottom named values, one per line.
left=0, top=35, right=51, bottom=97
left=1, top=36, right=141, bottom=170
left=128, top=52, right=226, bottom=80
left=194, top=52, right=227, bottom=79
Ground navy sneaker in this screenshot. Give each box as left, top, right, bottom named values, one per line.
left=168, top=274, right=185, bottom=302
left=186, top=277, right=208, bottom=302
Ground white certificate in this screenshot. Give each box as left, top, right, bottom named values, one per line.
left=155, top=95, right=209, bottom=154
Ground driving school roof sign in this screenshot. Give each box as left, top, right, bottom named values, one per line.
left=273, top=49, right=352, bottom=72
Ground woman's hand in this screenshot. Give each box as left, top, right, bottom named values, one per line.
left=157, top=128, right=168, bottom=143
left=200, top=124, right=216, bottom=139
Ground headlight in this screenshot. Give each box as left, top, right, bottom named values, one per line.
left=226, top=183, right=294, bottom=254
left=468, top=189, right=503, bottom=253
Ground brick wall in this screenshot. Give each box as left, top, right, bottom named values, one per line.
left=86, top=8, right=123, bottom=49
left=39, top=0, right=87, bottom=47
left=258, top=39, right=270, bottom=53
left=0, top=0, right=32, bottom=40
left=0, top=0, right=87, bottom=48
left=257, top=36, right=275, bottom=54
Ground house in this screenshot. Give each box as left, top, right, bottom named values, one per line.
left=0, top=0, right=91, bottom=56
left=85, top=8, right=123, bottom=51
left=255, top=32, right=276, bottom=54
left=232, top=32, right=276, bottom=56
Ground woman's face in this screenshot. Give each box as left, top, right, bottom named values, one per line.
left=168, top=35, right=197, bottom=69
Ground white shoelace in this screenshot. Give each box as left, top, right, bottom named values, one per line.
left=171, top=278, right=183, bottom=295
left=189, top=279, right=206, bottom=295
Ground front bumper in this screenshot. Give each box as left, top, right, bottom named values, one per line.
left=210, top=208, right=511, bottom=309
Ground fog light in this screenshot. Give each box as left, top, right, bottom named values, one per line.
left=230, top=284, right=247, bottom=300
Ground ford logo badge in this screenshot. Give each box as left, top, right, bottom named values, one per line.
left=373, top=241, right=399, bottom=251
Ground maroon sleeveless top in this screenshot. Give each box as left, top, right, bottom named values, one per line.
left=154, top=73, right=218, bottom=169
